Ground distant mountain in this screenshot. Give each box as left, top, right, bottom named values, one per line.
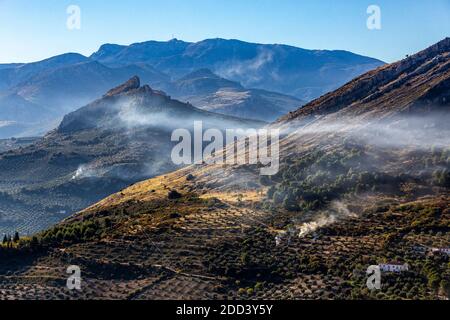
left=278, top=37, right=450, bottom=125
left=14, top=60, right=169, bottom=113
left=0, top=63, right=24, bottom=71
left=91, top=38, right=385, bottom=100
left=0, top=93, right=55, bottom=137
left=0, top=38, right=383, bottom=139
left=170, top=69, right=304, bottom=121
left=0, top=77, right=263, bottom=234
left=174, top=68, right=243, bottom=95
left=0, top=56, right=171, bottom=138
left=0, top=53, right=89, bottom=89
left=0, top=54, right=297, bottom=136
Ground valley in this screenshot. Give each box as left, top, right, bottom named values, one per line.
left=0, top=77, right=264, bottom=235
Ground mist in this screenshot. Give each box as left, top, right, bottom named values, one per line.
left=270, top=109, right=449, bottom=244
left=216, top=47, right=276, bottom=87
left=281, top=110, right=450, bottom=150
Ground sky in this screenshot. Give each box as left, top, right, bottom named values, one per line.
left=0, top=0, right=449, bottom=63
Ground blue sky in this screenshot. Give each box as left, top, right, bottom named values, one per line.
left=0, top=0, right=448, bottom=63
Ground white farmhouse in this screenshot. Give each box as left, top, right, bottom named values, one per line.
left=378, top=263, right=409, bottom=273
left=431, top=248, right=450, bottom=255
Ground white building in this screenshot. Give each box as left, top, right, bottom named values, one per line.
left=431, top=248, right=450, bottom=255
left=379, top=263, right=409, bottom=273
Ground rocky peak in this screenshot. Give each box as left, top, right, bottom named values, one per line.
left=104, top=76, right=141, bottom=97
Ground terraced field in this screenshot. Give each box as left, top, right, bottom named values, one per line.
left=0, top=164, right=448, bottom=300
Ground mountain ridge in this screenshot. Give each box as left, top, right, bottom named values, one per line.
left=278, top=37, right=450, bottom=126
left=0, top=38, right=384, bottom=138
left=0, top=76, right=264, bottom=234
left=171, top=68, right=303, bottom=121
left=90, top=38, right=385, bottom=100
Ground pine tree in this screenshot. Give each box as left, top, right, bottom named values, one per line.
left=2, top=234, right=7, bottom=245
left=13, top=231, right=20, bottom=242
left=30, top=236, right=39, bottom=249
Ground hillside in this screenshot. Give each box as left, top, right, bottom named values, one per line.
left=0, top=77, right=263, bottom=235
left=0, top=39, right=448, bottom=300
left=91, top=38, right=384, bottom=100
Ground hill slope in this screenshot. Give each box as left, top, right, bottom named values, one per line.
left=0, top=77, right=263, bottom=235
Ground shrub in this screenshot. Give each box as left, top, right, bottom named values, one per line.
left=168, top=190, right=182, bottom=200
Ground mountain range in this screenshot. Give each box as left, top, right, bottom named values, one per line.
left=0, top=55, right=170, bottom=137
left=91, top=38, right=384, bottom=100
left=0, top=76, right=263, bottom=235
left=0, top=38, right=383, bottom=138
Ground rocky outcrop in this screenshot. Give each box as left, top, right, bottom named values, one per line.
left=104, top=76, right=141, bottom=97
